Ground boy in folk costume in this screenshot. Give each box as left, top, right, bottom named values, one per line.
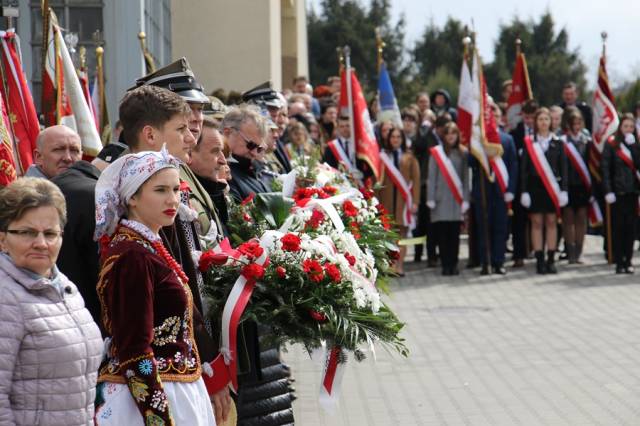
left=520, top=107, right=569, bottom=274
left=427, top=122, right=470, bottom=275
left=377, top=126, right=420, bottom=276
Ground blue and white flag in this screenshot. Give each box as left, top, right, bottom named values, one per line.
left=377, top=62, right=402, bottom=127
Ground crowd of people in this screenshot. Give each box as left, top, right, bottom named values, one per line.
left=1, top=53, right=639, bottom=426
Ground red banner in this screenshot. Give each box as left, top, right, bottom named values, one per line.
left=339, top=68, right=381, bottom=181
left=0, top=31, right=40, bottom=174
left=506, top=52, right=533, bottom=131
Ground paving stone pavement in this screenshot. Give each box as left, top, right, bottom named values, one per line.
left=282, top=235, right=640, bottom=425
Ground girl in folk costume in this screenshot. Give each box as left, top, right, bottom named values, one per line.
left=561, top=108, right=595, bottom=264
left=427, top=122, right=469, bottom=275
left=377, top=127, right=420, bottom=276
left=94, top=148, right=215, bottom=426
left=601, top=113, right=640, bottom=274
left=520, top=107, right=569, bottom=274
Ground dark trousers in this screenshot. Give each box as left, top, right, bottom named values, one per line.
left=435, top=221, right=461, bottom=269
left=612, top=194, right=637, bottom=266
left=474, top=196, right=508, bottom=266
left=512, top=196, right=528, bottom=260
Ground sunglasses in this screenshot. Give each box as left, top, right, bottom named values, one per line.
left=234, top=129, right=265, bottom=154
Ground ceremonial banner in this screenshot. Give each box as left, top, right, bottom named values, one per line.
left=591, top=52, right=619, bottom=181
left=377, top=62, right=402, bottom=127
left=506, top=51, right=533, bottom=131
left=339, top=67, right=381, bottom=181
left=0, top=93, right=16, bottom=185
left=42, top=9, right=102, bottom=158
left=0, top=31, right=39, bottom=174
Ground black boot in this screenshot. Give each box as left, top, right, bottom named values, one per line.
left=567, top=243, right=577, bottom=264
left=535, top=251, right=546, bottom=274
left=480, top=264, right=490, bottom=275
left=546, top=250, right=557, bottom=274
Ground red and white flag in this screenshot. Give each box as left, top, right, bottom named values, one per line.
left=590, top=52, right=619, bottom=181
left=339, top=67, right=381, bottom=181
left=430, top=144, right=463, bottom=205
left=79, top=67, right=98, bottom=133
left=41, top=8, right=102, bottom=158
left=0, top=31, right=39, bottom=175
left=506, top=51, right=533, bottom=131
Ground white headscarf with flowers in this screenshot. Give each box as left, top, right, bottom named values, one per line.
left=94, top=146, right=181, bottom=240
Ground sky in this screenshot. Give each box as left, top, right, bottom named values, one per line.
left=308, top=0, right=640, bottom=88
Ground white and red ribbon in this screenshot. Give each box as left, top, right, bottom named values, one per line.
left=613, top=140, right=640, bottom=184
left=563, top=140, right=602, bottom=226
left=379, top=151, right=414, bottom=228
left=218, top=236, right=269, bottom=392
left=327, top=139, right=355, bottom=172
left=489, top=156, right=511, bottom=210
left=524, top=136, right=562, bottom=216
left=318, top=345, right=347, bottom=412
left=430, top=145, right=463, bottom=205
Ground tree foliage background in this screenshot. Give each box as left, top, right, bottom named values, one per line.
left=308, top=1, right=636, bottom=113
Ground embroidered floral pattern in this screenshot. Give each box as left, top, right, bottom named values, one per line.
left=150, top=390, right=169, bottom=412
left=127, top=374, right=150, bottom=402
left=153, top=316, right=181, bottom=346
left=144, top=410, right=167, bottom=426
left=139, top=359, right=153, bottom=375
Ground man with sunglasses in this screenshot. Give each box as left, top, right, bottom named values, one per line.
left=223, top=106, right=269, bottom=201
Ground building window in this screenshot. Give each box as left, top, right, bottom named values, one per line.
left=29, top=1, right=103, bottom=113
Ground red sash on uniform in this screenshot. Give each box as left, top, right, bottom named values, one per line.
left=563, top=139, right=603, bottom=226
left=489, top=156, right=511, bottom=209
left=380, top=151, right=414, bottom=227
left=524, top=136, right=562, bottom=216
left=327, top=139, right=354, bottom=172
left=429, top=145, right=463, bottom=205
left=610, top=138, right=640, bottom=183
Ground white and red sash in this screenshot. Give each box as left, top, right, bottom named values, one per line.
left=563, top=140, right=603, bottom=226
left=524, top=136, right=562, bottom=216
left=327, top=139, right=355, bottom=172
left=489, top=156, right=511, bottom=209
left=612, top=139, right=640, bottom=183
left=430, top=145, right=463, bottom=205
left=380, top=151, right=414, bottom=227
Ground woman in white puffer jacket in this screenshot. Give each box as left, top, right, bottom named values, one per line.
left=0, top=178, right=103, bottom=426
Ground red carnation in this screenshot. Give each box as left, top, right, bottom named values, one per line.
left=349, top=222, right=362, bottom=240
left=306, top=209, right=325, bottom=229
left=381, top=215, right=392, bottom=230
left=198, top=250, right=228, bottom=272
left=324, top=263, right=342, bottom=283
left=342, top=200, right=359, bottom=217
left=323, top=185, right=338, bottom=196
left=241, top=263, right=265, bottom=280
left=344, top=253, right=356, bottom=266
left=359, top=187, right=374, bottom=200
left=303, top=259, right=324, bottom=283
left=241, top=192, right=255, bottom=206
left=280, top=233, right=302, bottom=252
left=243, top=213, right=253, bottom=223
left=293, top=187, right=314, bottom=201
left=238, top=240, right=264, bottom=259
left=276, top=266, right=287, bottom=278
left=317, top=189, right=329, bottom=199
left=179, top=180, right=191, bottom=193
left=309, top=309, right=327, bottom=322
left=388, top=250, right=400, bottom=261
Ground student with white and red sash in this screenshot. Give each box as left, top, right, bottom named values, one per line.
left=427, top=122, right=469, bottom=276
left=471, top=104, right=518, bottom=276
left=520, top=107, right=568, bottom=274
left=601, top=113, right=640, bottom=274
left=561, top=108, right=595, bottom=264
left=376, top=126, right=420, bottom=276
left=323, top=115, right=356, bottom=173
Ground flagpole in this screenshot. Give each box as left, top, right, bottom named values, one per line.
left=600, top=31, right=613, bottom=264
left=375, top=27, right=385, bottom=73
left=343, top=45, right=356, bottom=169
left=336, top=47, right=344, bottom=74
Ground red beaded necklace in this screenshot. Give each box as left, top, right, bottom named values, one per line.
left=150, top=240, right=190, bottom=284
